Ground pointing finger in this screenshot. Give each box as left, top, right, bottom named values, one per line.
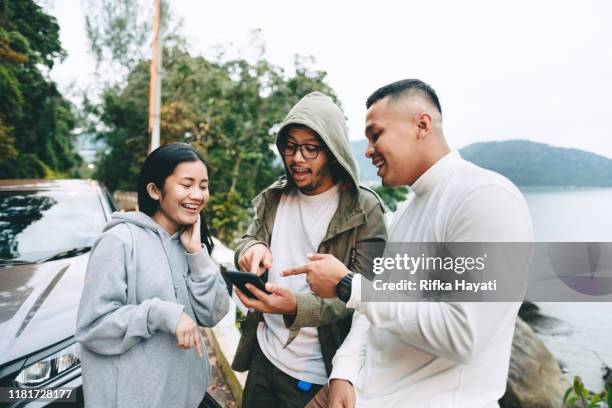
left=238, top=257, right=247, bottom=272
left=307, top=253, right=327, bottom=261
left=250, top=253, right=261, bottom=275
left=282, top=265, right=309, bottom=277
left=263, top=251, right=273, bottom=269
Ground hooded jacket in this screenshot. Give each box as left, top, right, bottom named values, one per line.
left=76, top=211, right=229, bottom=408
left=231, top=92, right=387, bottom=374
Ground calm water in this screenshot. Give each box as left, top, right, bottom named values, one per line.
left=521, top=187, right=612, bottom=389
left=391, top=187, right=612, bottom=389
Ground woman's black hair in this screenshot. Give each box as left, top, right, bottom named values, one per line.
left=137, top=143, right=215, bottom=254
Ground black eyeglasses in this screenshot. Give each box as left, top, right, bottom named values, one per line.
left=281, top=142, right=324, bottom=160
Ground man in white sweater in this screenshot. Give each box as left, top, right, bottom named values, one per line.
left=284, top=79, right=533, bottom=408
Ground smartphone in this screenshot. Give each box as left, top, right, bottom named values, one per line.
left=223, top=270, right=271, bottom=299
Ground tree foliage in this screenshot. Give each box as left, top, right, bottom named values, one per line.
left=83, top=0, right=182, bottom=87
left=93, top=45, right=340, bottom=243
left=83, top=0, right=341, bottom=243
left=372, top=185, right=409, bottom=212
left=563, top=376, right=611, bottom=408
left=0, top=0, right=79, bottom=178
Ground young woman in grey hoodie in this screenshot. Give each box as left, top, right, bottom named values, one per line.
left=76, top=143, right=230, bottom=408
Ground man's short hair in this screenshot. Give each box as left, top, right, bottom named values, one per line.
left=365, top=79, right=442, bottom=115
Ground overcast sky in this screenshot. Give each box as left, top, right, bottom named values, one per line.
left=46, top=0, right=612, bottom=158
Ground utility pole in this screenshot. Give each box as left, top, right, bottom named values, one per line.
left=148, top=0, right=161, bottom=154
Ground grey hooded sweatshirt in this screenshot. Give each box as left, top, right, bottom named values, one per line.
left=76, top=211, right=229, bottom=408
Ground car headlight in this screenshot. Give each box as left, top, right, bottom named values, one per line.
left=15, top=343, right=80, bottom=387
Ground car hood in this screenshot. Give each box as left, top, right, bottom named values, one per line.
left=0, top=254, right=89, bottom=365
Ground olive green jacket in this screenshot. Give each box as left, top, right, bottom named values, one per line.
left=231, top=92, right=387, bottom=375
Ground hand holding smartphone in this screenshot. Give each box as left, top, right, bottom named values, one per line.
left=223, top=270, right=271, bottom=299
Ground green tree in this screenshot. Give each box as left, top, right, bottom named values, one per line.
left=372, top=185, right=409, bottom=212
left=83, top=0, right=182, bottom=88
left=82, top=1, right=342, bottom=244
left=0, top=0, right=79, bottom=178
left=93, top=45, right=340, bottom=244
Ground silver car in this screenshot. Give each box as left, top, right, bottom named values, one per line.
left=0, top=179, right=116, bottom=407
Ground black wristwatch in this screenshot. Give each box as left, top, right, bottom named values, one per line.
left=336, top=272, right=355, bottom=303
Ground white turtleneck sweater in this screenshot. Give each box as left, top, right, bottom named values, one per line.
left=330, top=151, right=534, bottom=408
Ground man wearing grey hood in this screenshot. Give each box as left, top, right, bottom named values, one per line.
left=232, top=92, right=387, bottom=408
left=76, top=210, right=229, bottom=407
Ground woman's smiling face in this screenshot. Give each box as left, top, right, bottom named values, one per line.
left=150, top=160, right=209, bottom=234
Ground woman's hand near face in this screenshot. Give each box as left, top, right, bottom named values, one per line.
left=180, top=213, right=202, bottom=254
left=175, top=312, right=203, bottom=357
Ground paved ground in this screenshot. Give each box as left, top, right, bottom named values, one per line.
left=204, top=335, right=238, bottom=408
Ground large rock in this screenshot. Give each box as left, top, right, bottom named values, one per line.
left=500, top=317, right=569, bottom=408
left=519, top=302, right=573, bottom=336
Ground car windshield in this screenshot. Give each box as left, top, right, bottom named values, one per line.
left=0, top=189, right=108, bottom=263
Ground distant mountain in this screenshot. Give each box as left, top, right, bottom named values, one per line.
left=350, top=139, right=612, bottom=187
left=459, top=140, right=612, bottom=187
